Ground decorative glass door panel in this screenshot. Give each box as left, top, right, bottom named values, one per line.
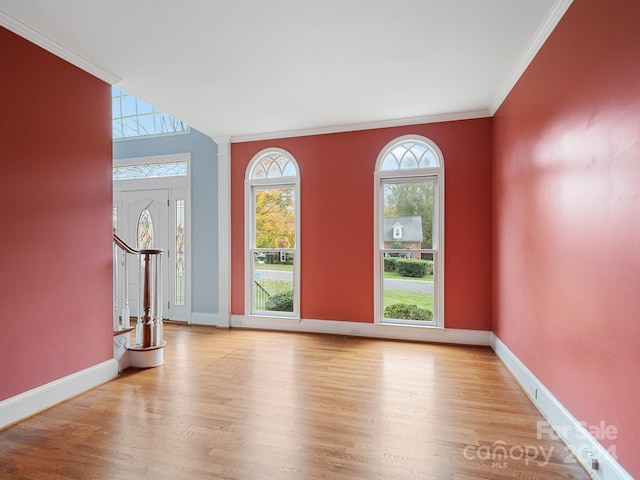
left=136, top=208, right=155, bottom=249
left=120, top=189, right=170, bottom=322
left=175, top=199, right=186, bottom=306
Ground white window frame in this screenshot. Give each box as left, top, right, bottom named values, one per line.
left=374, top=135, right=445, bottom=328
left=245, top=148, right=300, bottom=319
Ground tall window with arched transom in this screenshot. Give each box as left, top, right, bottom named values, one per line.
left=375, top=135, right=444, bottom=327
left=245, top=148, right=300, bottom=318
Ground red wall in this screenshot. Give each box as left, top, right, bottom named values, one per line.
left=493, top=0, right=640, bottom=476
left=232, top=119, right=493, bottom=330
left=0, top=28, right=113, bottom=400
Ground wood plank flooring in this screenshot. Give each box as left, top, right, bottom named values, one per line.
left=0, top=324, right=590, bottom=479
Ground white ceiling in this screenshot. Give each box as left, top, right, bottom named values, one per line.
left=0, top=1, right=572, bottom=141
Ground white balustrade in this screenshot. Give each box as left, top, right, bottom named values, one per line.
left=112, top=234, right=164, bottom=348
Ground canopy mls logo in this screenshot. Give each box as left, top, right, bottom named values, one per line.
left=462, top=441, right=554, bottom=468
left=463, top=420, right=619, bottom=470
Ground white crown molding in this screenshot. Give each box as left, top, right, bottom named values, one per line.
left=489, top=0, right=574, bottom=114
left=491, top=334, right=633, bottom=480
left=0, top=360, right=118, bottom=430
left=0, top=10, right=121, bottom=85
left=230, top=110, right=491, bottom=144
left=212, top=135, right=232, bottom=146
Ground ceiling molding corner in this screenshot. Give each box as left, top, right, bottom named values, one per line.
left=489, top=0, right=574, bottom=115
left=0, top=9, right=121, bottom=85
left=212, top=136, right=232, bottom=146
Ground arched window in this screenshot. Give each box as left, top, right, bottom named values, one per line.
left=375, top=135, right=444, bottom=327
left=245, top=148, right=300, bottom=318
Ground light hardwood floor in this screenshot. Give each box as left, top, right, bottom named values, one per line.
left=0, top=324, right=590, bottom=479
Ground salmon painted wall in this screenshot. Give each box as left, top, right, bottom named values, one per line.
left=493, top=0, right=640, bottom=475
left=231, top=119, right=492, bottom=329
left=0, top=28, right=113, bottom=401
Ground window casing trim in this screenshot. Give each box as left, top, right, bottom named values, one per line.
left=373, top=135, right=445, bottom=328
left=376, top=134, right=444, bottom=171
left=244, top=148, right=301, bottom=319
left=246, top=147, right=300, bottom=180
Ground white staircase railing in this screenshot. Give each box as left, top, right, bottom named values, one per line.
left=113, top=234, right=164, bottom=348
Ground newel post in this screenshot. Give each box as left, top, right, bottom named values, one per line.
left=142, top=252, right=152, bottom=348
left=113, top=234, right=166, bottom=369
left=139, top=248, right=163, bottom=348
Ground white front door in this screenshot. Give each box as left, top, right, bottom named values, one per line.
left=113, top=154, right=191, bottom=323
left=119, top=189, right=170, bottom=321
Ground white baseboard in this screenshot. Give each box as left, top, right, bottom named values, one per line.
left=0, top=359, right=118, bottom=430
left=491, top=334, right=633, bottom=480
left=231, top=315, right=491, bottom=345
left=191, top=312, right=229, bottom=328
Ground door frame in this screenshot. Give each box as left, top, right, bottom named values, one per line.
left=113, top=153, right=192, bottom=323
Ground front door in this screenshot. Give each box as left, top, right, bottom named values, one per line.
left=119, top=189, right=170, bottom=321
left=113, top=154, right=191, bottom=323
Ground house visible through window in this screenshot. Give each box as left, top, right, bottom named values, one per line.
left=375, top=135, right=444, bottom=327
left=245, top=149, right=300, bottom=318
left=112, top=87, right=189, bottom=139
